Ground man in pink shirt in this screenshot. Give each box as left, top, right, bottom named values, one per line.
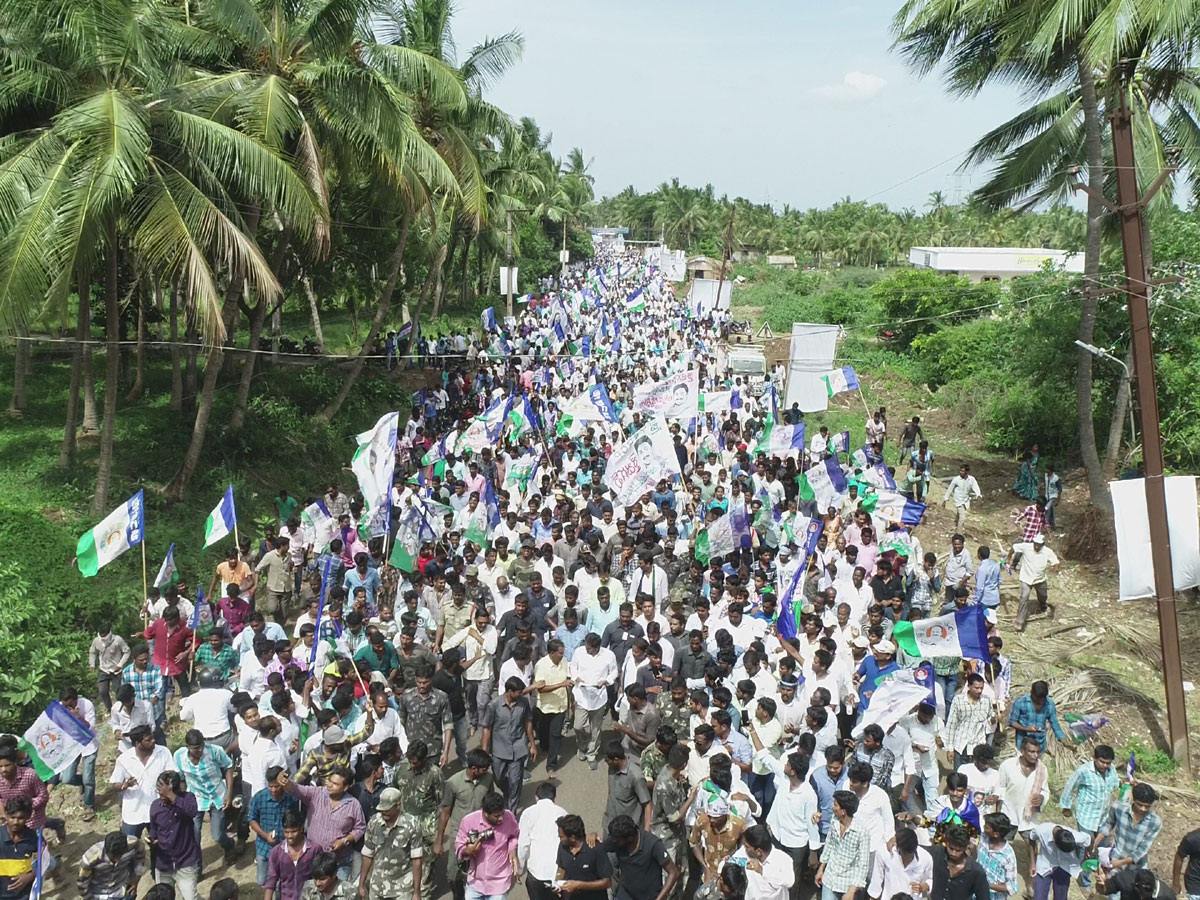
left=454, top=792, right=519, bottom=900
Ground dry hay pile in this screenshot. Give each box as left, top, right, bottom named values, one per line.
left=1064, top=506, right=1115, bottom=562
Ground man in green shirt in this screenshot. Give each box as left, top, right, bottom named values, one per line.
left=354, top=631, right=400, bottom=681
left=194, top=630, right=238, bottom=682
left=274, top=490, right=300, bottom=525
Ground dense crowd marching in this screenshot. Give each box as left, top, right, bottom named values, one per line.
left=0, top=249, right=1197, bottom=900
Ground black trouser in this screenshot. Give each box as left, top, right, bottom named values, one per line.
left=534, top=709, right=565, bottom=769
left=527, top=877, right=557, bottom=900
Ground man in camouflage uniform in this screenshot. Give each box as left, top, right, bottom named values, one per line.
left=650, top=744, right=693, bottom=900
left=435, top=748, right=493, bottom=892
left=637, top=726, right=677, bottom=789
left=396, top=664, right=453, bottom=765
left=391, top=740, right=443, bottom=893
left=359, top=787, right=423, bottom=900
left=657, top=681, right=691, bottom=740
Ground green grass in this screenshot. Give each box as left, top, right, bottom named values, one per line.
left=0, top=348, right=411, bottom=728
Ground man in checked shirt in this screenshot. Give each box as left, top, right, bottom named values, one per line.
left=1060, top=744, right=1123, bottom=888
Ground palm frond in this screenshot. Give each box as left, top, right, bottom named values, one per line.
left=458, top=31, right=523, bottom=91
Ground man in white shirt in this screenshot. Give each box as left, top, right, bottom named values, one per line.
left=179, top=674, right=236, bottom=749
left=847, top=760, right=897, bottom=859
left=629, top=552, right=669, bottom=608
left=569, top=633, right=618, bottom=770
left=737, top=823, right=796, bottom=900
left=942, top=464, right=983, bottom=530
left=442, top=608, right=499, bottom=731
left=868, top=827, right=932, bottom=900
left=1006, top=534, right=1061, bottom=631
left=765, top=750, right=822, bottom=891
left=899, top=703, right=944, bottom=816
left=109, top=725, right=173, bottom=841
left=516, top=782, right=567, bottom=895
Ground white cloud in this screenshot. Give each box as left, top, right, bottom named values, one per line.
left=810, top=71, right=888, bottom=102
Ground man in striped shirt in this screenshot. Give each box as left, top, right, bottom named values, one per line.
left=1061, top=745, right=1122, bottom=888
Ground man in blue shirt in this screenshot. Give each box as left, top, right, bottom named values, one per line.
left=855, top=640, right=901, bottom=714
left=1008, top=680, right=1069, bottom=751
left=972, top=546, right=1002, bottom=608
left=342, top=553, right=381, bottom=610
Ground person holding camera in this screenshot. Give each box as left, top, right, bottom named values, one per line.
left=454, top=792, right=519, bottom=900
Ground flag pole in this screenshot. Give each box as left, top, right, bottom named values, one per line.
left=856, top=386, right=871, bottom=418
left=141, top=541, right=149, bottom=631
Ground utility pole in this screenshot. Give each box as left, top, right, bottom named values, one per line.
left=712, top=204, right=736, bottom=317
left=505, top=209, right=514, bottom=319
left=1105, top=94, right=1190, bottom=766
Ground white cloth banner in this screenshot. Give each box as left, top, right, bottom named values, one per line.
left=785, top=322, right=840, bottom=413
left=603, top=417, right=681, bottom=507
left=634, top=369, right=700, bottom=419
left=1110, top=476, right=1200, bottom=600
left=851, top=677, right=934, bottom=739
left=703, top=391, right=733, bottom=413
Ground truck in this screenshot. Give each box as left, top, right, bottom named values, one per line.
left=727, top=345, right=769, bottom=396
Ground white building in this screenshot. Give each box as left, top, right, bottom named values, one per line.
left=908, top=246, right=1083, bottom=282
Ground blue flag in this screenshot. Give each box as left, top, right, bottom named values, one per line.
left=310, top=557, right=335, bottom=667
left=481, top=307, right=497, bottom=331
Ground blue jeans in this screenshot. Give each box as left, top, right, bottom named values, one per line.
left=466, top=888, right=510, bottom=900
left=936, top=672, right=958, bottom=713
left=256, top=854, right=270, bottom=885
left=62, top=752, right=97, bottom=809
left=193, top=806, right=233, bottom=854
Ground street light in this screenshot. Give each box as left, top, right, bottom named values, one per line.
left=1075, top=340, right=1137, bottom=450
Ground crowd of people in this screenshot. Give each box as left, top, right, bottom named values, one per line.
left=1, top=248, right=1197, bottom=900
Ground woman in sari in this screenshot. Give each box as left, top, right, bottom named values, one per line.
left=1012, top=444, right=1039, bottom=501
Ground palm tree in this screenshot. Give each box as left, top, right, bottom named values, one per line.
left=0, top=0, right=320, bottom=512
left=892, top=0, right=1200, bottom=510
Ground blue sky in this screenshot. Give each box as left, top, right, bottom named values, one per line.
left=453, top=0, right=1033, bottom=211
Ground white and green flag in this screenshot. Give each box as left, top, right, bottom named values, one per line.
left=153, top=544, right=179, bottom=588
left=76, top=490, right=145, bottom=577
left=204, top=486, right=237, bottom=547
left=20, top=701, right=96, bottom=779
left=351, top=411, right=399, bottom=537
left=695, top=514, right=735, bottom=565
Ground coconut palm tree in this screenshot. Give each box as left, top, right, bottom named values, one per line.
left=0, top=0, right=321, bottom=511
left=892, top=0, right=1200, bottom=510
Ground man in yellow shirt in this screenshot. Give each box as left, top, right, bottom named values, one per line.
left=532, top=639, right=570, bottom=776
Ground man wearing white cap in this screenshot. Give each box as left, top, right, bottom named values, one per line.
left=854, top=640, right=899, bottom=715
left=1006, top=533, right=1060, bottom=631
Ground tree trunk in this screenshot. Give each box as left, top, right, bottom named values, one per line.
left=125, top=284, right=146, bottom=401
left=169, top=279, right=183, bottom=411
left=59, top=268, right=89, bottom=466
left=303, top=274, right=325, bottom=353
left=271, top=300, right=281, bottom=363
left=1104, top=215, right=1154, bottom=474
left=231, top=229, right=292, bottom=430
left=459, top=235, right=472, bottom=307
left=81, top=295, right=100, bottom=435
left=1074, top=55, right=1112, bottom=513
left=182, top=293, right=199, bottom=418
left=92, top=227, right=121, bottom=517
left=7, top=326, right=28, bottom=416
left=166, top=281, right=246, bottom=500
left=432, top=231, right=460, bottom=319
left=318, top=210, right=411, bottom=422
left=412, top=243, right=448, bottom=323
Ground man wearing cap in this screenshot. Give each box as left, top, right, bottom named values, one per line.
left=507, top=538, right=538, bottom=592
left=854, top=639, right=899, bottom=714
left=360, top=786, right=423, bottom=900
left=1006, top=534, right=1060, bottom=631
left=689, top=795, right=748, bottom=885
